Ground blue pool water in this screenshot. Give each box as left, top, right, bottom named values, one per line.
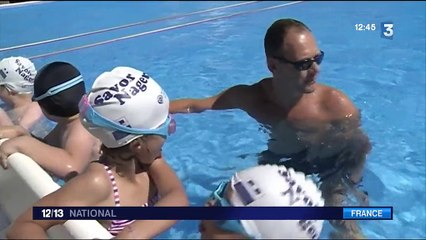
left=1, top=1, right=425, bottom=239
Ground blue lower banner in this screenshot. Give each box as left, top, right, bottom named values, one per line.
left=32, top=206, right=393, bottom=220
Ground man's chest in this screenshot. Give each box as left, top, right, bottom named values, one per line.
left=247, top=97, right=329, bottom=129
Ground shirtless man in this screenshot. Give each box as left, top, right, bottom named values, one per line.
left=0, top=61, right=100, bottom=183
left=0, top=56, right=43, bottom=131
left=170, top=19, right=371, bottom=239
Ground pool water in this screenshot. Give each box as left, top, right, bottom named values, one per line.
left=0, top=1, right=425, bottom=239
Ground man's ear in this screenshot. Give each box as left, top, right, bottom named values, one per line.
left=267, top=57, right=276, bottom=73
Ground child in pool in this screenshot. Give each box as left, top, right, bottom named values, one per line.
left=0, top=56, right=43, bottom=133
left=0, top=62, right=100, bottom=183
left=200, top=164, right=325, bottom=239
left=6, top=66, right=189, bottom=239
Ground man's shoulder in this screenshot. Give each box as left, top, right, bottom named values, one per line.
left=317, top=84, right=358, bottom=119
left=317, top=84, right=351, bottom=102
left=258, top=77, right=272, bottom=86
left=228, top=78, right=268, bottom=95
left=247, top=77, right=272, bottom=93
left=219, top=78, right=269, bottom=110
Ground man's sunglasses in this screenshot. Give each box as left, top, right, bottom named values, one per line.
left=273, top=50, right=324, bottom=71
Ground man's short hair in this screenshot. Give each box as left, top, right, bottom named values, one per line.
left=264, top=19, right=311, bottom=57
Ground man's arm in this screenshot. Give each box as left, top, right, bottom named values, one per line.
left=115, top=158, right=189, bottom=239
left=325, top=88, right=360, bottom=125
left=0, top=133, right=94, bottom=178
left=320, top=87, right=365, bottom=143
left=295, top=88, right=362, bottom=149
left=169, top=84, right=252, bottom=114
left=7, top=165, right=110, bottom=239
left=325, top=88, right=372, bottom=183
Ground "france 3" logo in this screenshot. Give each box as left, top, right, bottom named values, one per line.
left=381, top=22, right=394, bottom=40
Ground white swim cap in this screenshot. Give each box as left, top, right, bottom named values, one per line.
left=0, top=56, right=36, bottom=94
left=227, top=165, right=324, bottom=239
left=80, top=66, right=170, bottom=148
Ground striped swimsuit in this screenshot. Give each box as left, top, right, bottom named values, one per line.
left=104, top=165, right=159, bottom=236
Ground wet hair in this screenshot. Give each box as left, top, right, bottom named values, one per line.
left=99, top=143, right=135, bottom=176
left=33, top=62, right=85, bottom=117
left=98, top=136, right=152, bottom=176
left=264, top=18, right=311, bottom=57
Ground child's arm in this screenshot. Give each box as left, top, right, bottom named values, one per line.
left=6, top=164, right=110, bottom=239
left=115, top=157, right=189, bottom=239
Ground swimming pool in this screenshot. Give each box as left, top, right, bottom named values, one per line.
left=0, top=1, right=425, bottom=238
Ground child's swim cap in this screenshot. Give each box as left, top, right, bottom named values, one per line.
left=79, top=66, right=171, bottom=148
left=227, top=165, right=324, bottom=239
left=0, top=56, right=36, bottom=94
